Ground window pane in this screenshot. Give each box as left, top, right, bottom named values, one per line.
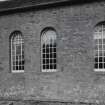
left=43, top=54, right=46, bottom=58
left=54, top=59, right=56, bottom=63
left=43, top=44, right=45, bottom=48
left=99, top=63, right=103, bottom=68
left=16, top=66, right=19, bottom=70
left=19, top=66, right=22, bottom=70
left=54, top=53, right=56, bottom=58
left=50, top=48, right=52, bottom=52
left=53, top=48, right=56, bottom=52
left=94, top=63, right=98, bottom=68
left=46, top=48, right=49, bottom=53
left=99, top=57, right=103, bottom=62
left=50, top=53, right=53, bottom=58
left=46, top=65, right=49, bottom=69
left=43, top=60, right=45, bottom=64
left=43, top=49, right=46, bottom=53
left=43, top=65, right=46, bottom=69
left=46, top=59, right=49, bottom=64
left=54, top=64, right=56, bottom=69
left=46, top=44, right=49, bottom=48
left=50, top=65, right=53, bottom=69
left=50, top=59, right=53, bottom=63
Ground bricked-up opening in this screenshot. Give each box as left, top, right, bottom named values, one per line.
left=10, top=31, right=24, bottom=73
left=94, top=22, right=105, bottom=72
left=41, top=28, right=57, bottom=72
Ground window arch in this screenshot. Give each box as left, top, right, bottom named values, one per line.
left=94, top=22, right=105, bottom=71
left=10, top=31, right=24, bottom=73
left=41, top=28, right=57, bottom=72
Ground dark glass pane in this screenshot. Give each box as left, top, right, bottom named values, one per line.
left=54, top=59, right=56, bottom=63
left=95, top=57, right=98, bottom=62
left=50, top=65, right=53, bottom=69
left=50, top=44, right=52, bottom=47
left=53, top=48, right=56, bottom=52
left=19, top=66, right=22, bottom=70
left=104, top=63, right=105, bottom=68
left=16, top=61, right=18, bottom=65
left=50, top=53, right=53, bottom=58
left=50, top=48, right=52, bottom=52
left=104, top=57, right=105, bottom=62
left=46, top=54, right=49, bottom=58
left=43, top=65, right=46, bottom=69
left=50, top=59, right=53, bottom=63
left=46, top=44, right=49, bottom=48
left=46, top=48, right=49, bottom=53
left=94, top=63, right=98, bottom=68
left=46, top=59, right=49, bottom=64
left=43, top=60, right=45, bottom=64
left=43, top=54, right=45, bottom=58
left=99, top=57, right=103, bottom=62
left=16, top=66, right=18, bottom=70
left=43, top=44, right=45, bottom=48
left=54, top=64, right=56, bottom=69
left=99, top=63, right=103, bottom=68
left=19, top=60, right=24, bottom=65
left=16, top=56, right=18, bottom=60
left=46, top=65, right=49, bottom=69
left=43, top=49, right=46, bottom=53
left=19, top=61, right=21, bottom=65
left=54, top=53, right=56, bottom=58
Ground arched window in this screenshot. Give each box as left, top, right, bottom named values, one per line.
left=94, top=22, right=105, bottom=71
left=41, top=28, right=57, bottom=72
left=10, top=31, right=24, bottom=73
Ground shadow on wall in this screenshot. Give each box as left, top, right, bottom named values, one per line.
left=0, top=101, right=103, bottom=105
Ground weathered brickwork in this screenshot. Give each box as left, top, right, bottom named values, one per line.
left=0, top=1, right=105, bottom=104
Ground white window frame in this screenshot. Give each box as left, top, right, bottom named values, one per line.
left=94, top=24, right=105, bottom=72
left=41, top=28, right=57, bottom=72
left=10, top=31, right=24, bottom=73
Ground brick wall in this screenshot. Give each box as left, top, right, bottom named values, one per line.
left=0, top=1, right=105, bottom=104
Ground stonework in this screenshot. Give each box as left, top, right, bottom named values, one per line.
left=0, top=1, right=105, bottom=104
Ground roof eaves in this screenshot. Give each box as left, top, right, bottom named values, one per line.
left=0, top=0, right=71, bottom=13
